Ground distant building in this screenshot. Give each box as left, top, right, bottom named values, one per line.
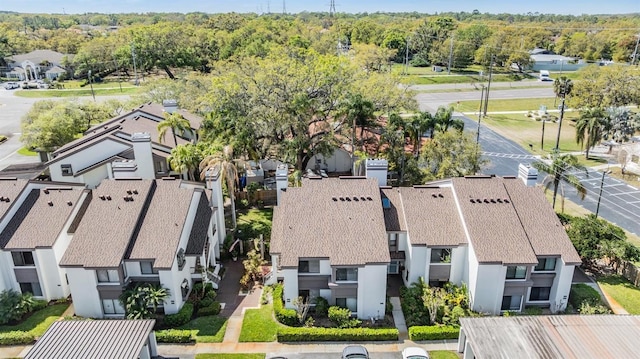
left=528, top=47, right=587, bottom=72
left=3, top=50, right=74, bottom=81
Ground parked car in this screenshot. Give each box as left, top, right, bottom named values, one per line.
left=402, top=347, right=430, bottom=359
left=342, top=345, right=369, bottom=359
left=3, top=82, right=19, bottom=90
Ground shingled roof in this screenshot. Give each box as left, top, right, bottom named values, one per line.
left=399, top=186, right=467, bottom=247
left=380, top=187, right=406, bottom=232
left=0, top=186, right=86, bottom=250
left=186, top=192, right=212, bottom=255
left=60, top=179, right=156, bottom=268
left=0, top=178, right=28, bottom=220
left=270, top=177, right=390, bottom=268
left=127, top=179, right=195, bottom=269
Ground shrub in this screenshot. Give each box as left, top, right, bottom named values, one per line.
left=0, top=290, right=29, bottom=324
left=155, top=329, right=193, bottom=343
left=164, top=303, right=194, bottom=328
left=408, top=325, right=459, bottom=341
left=192, top=282, right=215, bottom=297
left=523, top=306, right=543, bottom=315
left=277, top=327, right=398, bottom=342
left=199, top=298, right=214, bottom=308
left=328, top=306, right=360, bottom=328
left=0, top=331, right=35, bottom=345
left=385, top=297, right=393, bottom=314
left=198, top=301, right=221, bottom=317
left=569, top=284, right=602, bottom=308
left=399, top=280, right=430, bottom=327
left=32, top=299, right=49, bottom=311
left=579, top=302, right=611, bottom=314
left=314, top=296, right=329, bottom=317
left=273, top=284, right=298, bottom=326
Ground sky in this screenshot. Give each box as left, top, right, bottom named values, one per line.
left=2, top=0, right=639, bottom=15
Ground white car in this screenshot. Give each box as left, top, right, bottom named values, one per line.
left=402, top=347, right=430, bottom=359
left=3, top=82, right=19, bottom=90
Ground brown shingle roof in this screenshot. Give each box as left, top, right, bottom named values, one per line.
left=270, top=178, right=390, bottom=267
left=0, top=178, right=28, bottom=220
left=400, top=186, right=467, bottom=247
left=380, top=188, right=406, bottom=232
left=136, top=103, right=203, bottom=130
left=452, top=177, right=538, bottom=265
left=0, top=186, right=85, bottom=250
left=60, top=179, right=156, bottom=268
left=127, top=179, right=194, bottom=269
left=503, top=179, right=582, bottom=265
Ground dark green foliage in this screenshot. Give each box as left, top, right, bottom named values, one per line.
left=164, top=303, right=194, bottom=328
left=328, top=306, right=361, bottom=328
left=399, top=279, right=430, bottom=327
left=385, top=297, right=393, bottom=315
left=0, top=290, right=36, bottom=325
left=273, top=284, right=298, bottom=326
left=523, top=306, right=543, bottom=315
left=155, top=329, right=194, bottom=343
left=119, top=283, right=169, bottom=319
left=408, top=325, right=459, bottom=340
left=32, top=299, right=48, bottom=312
left=277, top=327, right=399, bottom=342
left=569, top=284, right=603, bottom=308
left=0, top=331, right=35, bottom=345
left=198, top=301, right=221, bottom=317
left=314, top=296, right=329, bottom=317
left=556, top=212, right=575, bottom=226
left=199, top=298, right=214, bottom=308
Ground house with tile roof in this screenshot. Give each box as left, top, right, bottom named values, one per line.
left=270, top=160, right=580, bottom=317
left=59, top=177, right=218, bottom=318
left=0, top=178, right=88, bottom=301
left=46, top=101, right=201, bottom=188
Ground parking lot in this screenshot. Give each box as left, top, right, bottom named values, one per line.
left=267, top=353, right=403, bottom=359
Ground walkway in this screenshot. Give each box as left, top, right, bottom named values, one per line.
left=389, top=297, right=408, bottom=340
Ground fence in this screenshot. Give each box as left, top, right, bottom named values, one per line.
left=618, top=261, right=640, bottom=286
left=235, top=190, right=277, bottom=206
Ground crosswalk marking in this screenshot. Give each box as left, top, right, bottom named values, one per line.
left=481, top=152, right=540, bottom=160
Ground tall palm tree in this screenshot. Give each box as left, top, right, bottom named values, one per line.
left=532, top=152, right=587, bottom=212
left=406, top=112, right=434, bottom=157
left=434, top=106, right=464, bottom=134
left=342, top=93, right=376, bottom=153
left=168, top=143, right=201, bottom=181
left=575, top=107, right=605, bottom=159
left=553, top=76, right=573, bottom=107
left=158, top=112, right=193, bottom=147
left=199, top=145, right=248, bottom=228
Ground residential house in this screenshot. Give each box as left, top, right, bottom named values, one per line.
left=47, top=101, right=202, bottom=188
left=0, top=178, right=88, bottom=301
left=528, top=48, right=586, bottom=72
left=270, top=160, right=580, bottom=316
left=3, top=50, right=73, bottom=81
left=59, top=178, right=218, bottom=318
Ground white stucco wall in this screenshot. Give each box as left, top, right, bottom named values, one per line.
left=78, top=165, right=110, bottom=189
left=66, top=268, right=103, bottom=318
left=550, top=261, right=574, bottom=313
left=471, top=264, right=505, bottom=315
left=282, top=268, right=298, bottom=309
left=306, top=149, right=352, bottom=173
left=50, top=139, right=130, bottom=183
left=35, top=248, right=63, bottom=300
left=357, top=264, right=387, bottom=319
left=450, top=246, right=467, bottom=285
left=318, top=259, right=331, bottom=275
left=407, top=245, right=427, bottom=285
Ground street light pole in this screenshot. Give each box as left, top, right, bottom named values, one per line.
left=595, top=170, right=612, bottom=219
left=88, top=70, right=95, bottom=102
left=483, top=54, right=494, bottom=116
left=554, top=80, right=568, bottom=151
left=476, top=85, right=485, bottom=146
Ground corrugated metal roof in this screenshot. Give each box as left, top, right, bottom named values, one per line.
left=25, top=319, right=155, bottom=359
left=460, top=315, right=640, bottom=359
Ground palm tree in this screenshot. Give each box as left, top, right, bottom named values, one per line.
left=158, top=112, right=193, bottom=147
left=553, top=76, right=573, bottom=107
left=199, top=145, right=248, bottom=228
left=575, top=107, right=605, bottom=159
left=406, top=112, right=434, bottom=157
left=434, top=106, right=464, bottom=134
left=168, top=143, right=201, bottom=181
left=118, top=283, right=169, bottom=319
left=532, top=152, right=587, bottom=212
left=342, top=93, right=376, bottom=152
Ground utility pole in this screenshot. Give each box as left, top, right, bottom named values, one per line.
left=282, top=0, right=286, bottom=14
left=483, top=54, right=494, bottom=116
left=554, top=80, right=568, bottom=151
left=541, top=119, right=546, bottom=150
left=88, top=70, right=95, bottom=102
left=476, top=85, right=485, bottom=147
left=447, top=35, right=454, bottom=75
left=631, top=33, right=640, bottom=66
left=329, top=0, right=336, bottom=17
left=595, top=170, right=612, bottom=219
left=403, top=37, right=410, bottom=75
left=131, top=43, right=139, bottom=86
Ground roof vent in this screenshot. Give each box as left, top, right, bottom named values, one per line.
left=332, top=197, right=338, bottom=201
left=366, top=196, right=373, bottom=201
left=133, top=189, right=138, bottom=195
left=504, top=199, right=510, bottom=203
left=438, top=193, right=443, bottom=198
left=0, top=197, right=4, bottom=201
left=43, top=189, right=49, bottom=194
left=67, top=201, right=73, bottom=206
left=484, top=199, right=489, bottom=203
left=126, top=189, right=133, bottom=195
left=99, top=195, right=106, bottom=200
left=47, top=201, right=53, bottom=206
left=432, top=193, right=437, bottom=198
left=497, top=198, right=503, bottom=203
left=470, top=199, right=475, bottom=203
left=476, top=198, right=481, bottom=203
left=353, top=197, right=359, bottom=202
left=339, top=197, right=345, bottom=201
left=346, top=197, right=351, bottom=202
left=490, top=199, right=496, bottom=203
left=360, top=196, right=366, bottom=201
left=106, top=195, right=112, bottom=201
left=4, top=198, right=9, bottom=203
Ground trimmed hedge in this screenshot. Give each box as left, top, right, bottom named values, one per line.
left=198, top=301, right=221, bottom=317
left=277, top=327, right=398, bottom=342
left=273, top=284, right=297, bottom=326
left=408, top=325, right=459, bottom=341
left=0, top=331, right=35, bottom=345
left=155, top=329, right=193, bottom=343
left=164, top=303, right=194, bottom=328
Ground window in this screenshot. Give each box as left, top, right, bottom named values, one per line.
left=534, top=258, right=557, bottom=272
left=529, top=287, right=551, bottom=301
left=96, top=269, right=119, bottom=283
left=388, top=261, right=399, bottom=274
left=382, top=198, right=391, bottom=209
left=336, top=268, right=357, bottom=281
left=177, top=249, right=186, bottom=270
left=299, top=290, right=310, bottom=300
left=335, top=297, right=357, bottom=312
left=298, top=260, right=320, bottom=273
left=388, top=233, right=397, bottom=250
left=12, top=252, right=35, bottom=266
left=431, top=248, right=452, bottom=263
left=61, top=164, right=73, bottom=176
left=19, top=282, right=43, bottom=297
left=181, top=279, right=190, bottom=299
left=102, top=299, right=125, bottom=315
left=505, top=266, right=527, bottom=280
left=140, top=261, right=154, bottom=274
left=501, top=295, right=522, bottom=311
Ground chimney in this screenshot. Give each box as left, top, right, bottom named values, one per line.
left=365, top=159, right=388, bottom=187
left=130, top=132, right=155, bottom=179
left=162, top=99, right=178, bottom=114
left=205, top=168, right=226, bottom=254
left=275, top=164, right=289, bottom=205
left=111, top=159, right=138, bottom=179
left=518, top=163, right=538, bottom=187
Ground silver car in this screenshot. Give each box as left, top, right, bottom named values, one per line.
left=342, top=345, right=369, bottom=359
left=3, top=82, right=19, bottom=90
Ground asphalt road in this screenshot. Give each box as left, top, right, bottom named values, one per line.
left=416, top=88, right=556, bottom=111
left=267, top=352, right=402, bottom=359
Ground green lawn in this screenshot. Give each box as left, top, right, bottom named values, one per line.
left=458, top=97, right=559, bottom=113
left=196, top=355, right=265, bottom=359
left=179, top=316, right=228, bottom=343
left=0, top=303, right=69, bottom=337
left=597, top=275, right=640, bottom=314
left=239, top=304, right=278, bottom=342
left=55, top=80, right=134, bottom=89
left=430, top=351, right=460, bottom=359
left=17, top=147, right=38, bottom=156
left=14, top=87, right=140, bottom=98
